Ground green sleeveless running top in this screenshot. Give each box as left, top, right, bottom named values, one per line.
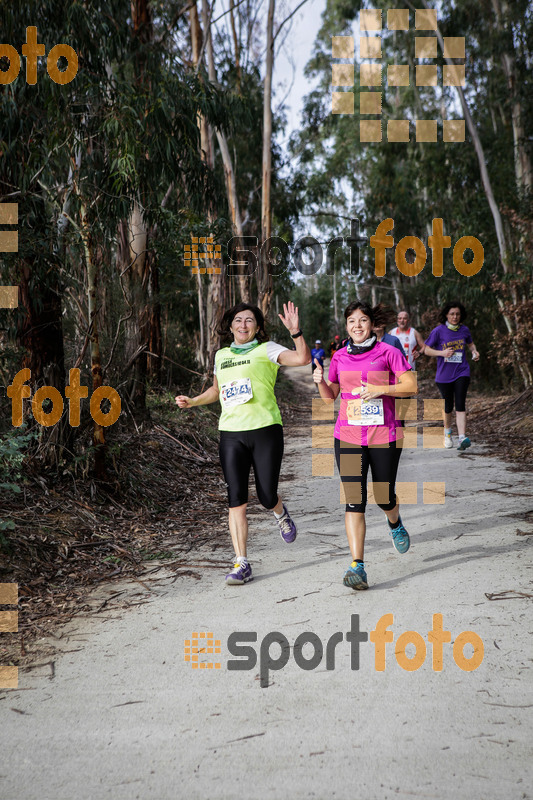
left=215, top=342, right=282, bottom=432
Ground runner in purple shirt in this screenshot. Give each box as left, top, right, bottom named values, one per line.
left=312, top=301, right=418, bottom=591
left=424, top=301, right=480, bottom=451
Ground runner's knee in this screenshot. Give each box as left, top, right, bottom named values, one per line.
left=256, top=485, right=279, bottom=510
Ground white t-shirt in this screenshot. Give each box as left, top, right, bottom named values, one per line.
left=389, top=327, right=418, bottom=369
left=214, top=341, right=288, bottom=374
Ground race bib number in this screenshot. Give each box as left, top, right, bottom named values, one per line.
left=445, top=351, right=462, bottom=363
left=221, top=378, right=253, bottom=407
left=347, top=397, right=384, bottom=426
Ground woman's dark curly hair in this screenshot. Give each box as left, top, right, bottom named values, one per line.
left=438, top=301, right=467, bottom=324
left=344, top=300, right=392, bottom=329
left=217, top=303, right=268, bottom=342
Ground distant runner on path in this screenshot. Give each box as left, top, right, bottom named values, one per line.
left=176, top=301, right=311, bottom=585
left=311, top=340, right=326, bottom=393
left=423, top=301, right=480, bottom=451
left=313, top=301, right=418, bottom=591
left=329, top=334, right=342, bottom=358
left=389, top=310, right=425, bottom=369
left=311, top=340, right=326, bottom=370
left=373, top=324, right=407, bottom=360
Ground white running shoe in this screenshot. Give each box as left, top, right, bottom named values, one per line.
left=444, top=432, right=453, bottom=448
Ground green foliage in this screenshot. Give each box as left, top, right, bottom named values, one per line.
left=0, top=425, right=34, bottom=492
left=293, top=273, right=335, bottom=344
left=0, top=426, right=34, bottom=544
left=288, top=0, right=533, bottom=389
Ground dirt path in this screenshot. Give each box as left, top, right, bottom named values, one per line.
left=1, top=365, right=532, bottom=800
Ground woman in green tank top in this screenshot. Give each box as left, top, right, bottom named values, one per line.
left=176, top=301, right=311, bottom=585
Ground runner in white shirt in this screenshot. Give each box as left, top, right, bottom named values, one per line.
left=389, top=310, right=425, bottom=369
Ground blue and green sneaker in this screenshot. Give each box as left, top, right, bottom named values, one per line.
left=388, top=517, right=410, bottom=554
left=343, top=561, right=368, bottom=590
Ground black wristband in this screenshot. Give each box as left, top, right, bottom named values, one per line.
left=291, top=330, right=303, bottom=339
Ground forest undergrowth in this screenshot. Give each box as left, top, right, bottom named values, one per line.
left=0, top=373, right=310, bottom=666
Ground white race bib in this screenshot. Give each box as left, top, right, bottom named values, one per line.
left=445, top=351, right=462, bottom=363
left=221, top=378, right=253, bottom=407
left=347, top=397, right=384, bottom=426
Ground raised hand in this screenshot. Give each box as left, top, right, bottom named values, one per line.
left=312, top=359, right=323, bottom=383
left=278, top=300, right=299, bottom=335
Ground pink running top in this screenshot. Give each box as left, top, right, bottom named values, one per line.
left=328, top=342, right=412, bottom=446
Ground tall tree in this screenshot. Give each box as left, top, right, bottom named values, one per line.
left=258, top=0, right=276, bottom=316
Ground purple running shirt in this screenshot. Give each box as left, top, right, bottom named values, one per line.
left=328, top=342, right=412, bottom=446
left=424, top=324, right=473, bottom=383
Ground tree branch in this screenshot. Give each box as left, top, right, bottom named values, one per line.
left=273, top=0, right=311, bottom=45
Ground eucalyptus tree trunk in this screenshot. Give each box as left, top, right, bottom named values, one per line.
left=186, top=7, right=208, bottom=368
left=18, top=223, right=65, bottom=390
left=120, top=200, right=151, bottom=414
left=490, top=0, right=532, bottom=194
left=333, top=268, right=338, bottom=327
left=420, top=0, right=531, bottom=387
left=119, top=0, right=156, bottom=416
left=16, top=172, right=68, bottom=464
left=204, top=1, right=251, bottom=304
left=190, top=0, right=211, bottom=371
left=258, top=0, right=275, bottom=318
left=229, top=0, right=242, bottom=94
left=191, top=0, right=227, bottom=372
left=146, top=248, right=162, bottom=382
left=80, top=200, right=107, bottom=479
left=391, top=274, right=404, bottom=311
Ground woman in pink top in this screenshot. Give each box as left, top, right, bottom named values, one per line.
left=313, top=301, right=418, bottom=590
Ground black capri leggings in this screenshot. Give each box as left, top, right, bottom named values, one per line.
left=219, top=424, right=284, bottom=509
left=334, top=438, right=402, bottom=513
left=436, top=376, right=470, bottom=413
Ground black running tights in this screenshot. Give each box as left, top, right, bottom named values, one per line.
left=334, top=438, right=402, bottom=513
left=219, top=424, right=284, bottom=509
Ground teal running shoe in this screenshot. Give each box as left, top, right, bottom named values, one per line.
left=343, top=561, right=368, bottom=590
left=389, top=517, right=410, bottom=554
left=457, top=436, right=471, bottom=451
